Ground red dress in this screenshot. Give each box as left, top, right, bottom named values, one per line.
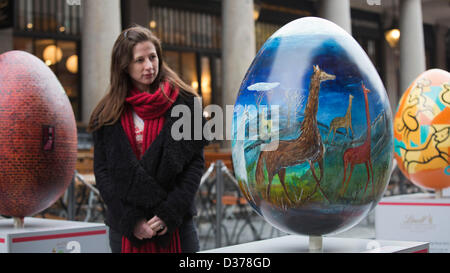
left=120, top=82, right=181, bottom=253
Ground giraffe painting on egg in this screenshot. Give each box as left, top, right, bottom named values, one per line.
left=231, top=17, right=394, bottom=237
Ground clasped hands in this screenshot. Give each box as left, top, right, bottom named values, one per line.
left=133, top=216, right=168, bottom=240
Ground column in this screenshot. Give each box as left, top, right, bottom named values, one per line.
left=222, top=0, right=255, bottom=146
left=384, top=42, right=400, bottom=112
left=435, top=24, right=448, bottom=70
left=318, top=0, right=352, bottom=35
left=382, top=11, right=401, bottom=112
left=81, top=0, right=121, bottom=124
left=399, top=0, right=426, bottom=92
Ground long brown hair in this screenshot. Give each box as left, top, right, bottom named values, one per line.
left=87, top=25, right=197, bottom=132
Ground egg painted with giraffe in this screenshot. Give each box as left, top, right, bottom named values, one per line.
left=231, top=17, right=394, bottom=236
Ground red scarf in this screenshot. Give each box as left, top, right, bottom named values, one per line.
left=120, top=81, right=181, bottom=253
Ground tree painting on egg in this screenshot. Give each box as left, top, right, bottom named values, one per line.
left=231, top=17, right=393, bottom=236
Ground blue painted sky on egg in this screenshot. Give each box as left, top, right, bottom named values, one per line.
left=235, top=29, right=392, bottom=137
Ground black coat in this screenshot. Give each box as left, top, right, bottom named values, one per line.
left=92, top=93, right=208, bottom=247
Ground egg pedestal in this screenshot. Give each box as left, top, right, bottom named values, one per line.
left=231, top=17, right=394, bottom=251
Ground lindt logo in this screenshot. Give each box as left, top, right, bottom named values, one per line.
left=403, top=214, right=433, bottom=225
left=401, top=214, right=436, bottom=232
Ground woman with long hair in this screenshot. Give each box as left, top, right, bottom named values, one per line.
left=88, top=25, right=207, bottom=253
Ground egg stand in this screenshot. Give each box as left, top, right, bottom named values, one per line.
left=13, top=217, right=24, bottom=228
left=0, top=217, right=109, bottom=253
left=309, top=235, right=323, bottom=252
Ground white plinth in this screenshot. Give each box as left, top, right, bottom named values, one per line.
left=376, top=193, right=450, bottom=253
left=443, top=188, right=450, bottom=197
left=0, top=217, right=110, bottom=253
left=200, top=235, right=428, bottom=253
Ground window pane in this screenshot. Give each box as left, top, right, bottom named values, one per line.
left=181, top=52, right=197, bottom=92
left=13, top=37, right=33, bottom=53
left=212, top=57, right=222, bottom=106
left=35, top=39, right=57, bottom=71
left=19, top=38, right=80, bottom=121
left=56, top=40, right=78, bottom=99
left=15, top=0, right=81, bottom=35
left=164, top=50, right=180, bottom=75
left=149, top=6, right=220, bottom=49
left=200, top=56, right=211, bottom=106
left=256, top=22, right=279, bottom=51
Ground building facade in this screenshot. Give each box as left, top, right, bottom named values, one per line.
left=0, top=0, right=449, bottom=125
left=1, top=0, right=82, bottom=119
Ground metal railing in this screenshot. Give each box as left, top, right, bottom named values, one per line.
left=196, top=160, right=283, bottom=250
left=56, top=170, right=104, bottom=222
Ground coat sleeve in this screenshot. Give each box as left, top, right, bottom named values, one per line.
left=93, top=129, right=147, bottom=245
left=153, top=151, right=205, bottom=233
left=92, top=129, right=116, bottom=206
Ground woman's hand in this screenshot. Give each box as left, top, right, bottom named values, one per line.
left=147, top=216, right=168, bottom=236
left=133, top=219, right=155, bottom=240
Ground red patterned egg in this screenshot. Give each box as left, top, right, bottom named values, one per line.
left=0, top=50, right=77, bottom=217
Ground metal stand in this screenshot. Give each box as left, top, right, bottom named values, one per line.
left=215, top=160, right=224, bottom=248
left=13, top=217, right=24, bottom=228
left=436, top=189, right=443, bottom=199
left=67, top=174, right=75, bottom=220
left=309, top=236, right=323, bottom=253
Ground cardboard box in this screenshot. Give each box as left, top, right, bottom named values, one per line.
left=0, top=217, right=109, bottom=253
left=375, top=193, right=450, bottom=253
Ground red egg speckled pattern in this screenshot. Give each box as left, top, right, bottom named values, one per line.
left=0, top=50, right=77, bottom=217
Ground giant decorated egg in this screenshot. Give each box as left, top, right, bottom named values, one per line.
left=0, top=50, right=77, bottom=218
left=231, top=17, right=393, bottom=236
left=394, top=69, right=450, bottom=190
